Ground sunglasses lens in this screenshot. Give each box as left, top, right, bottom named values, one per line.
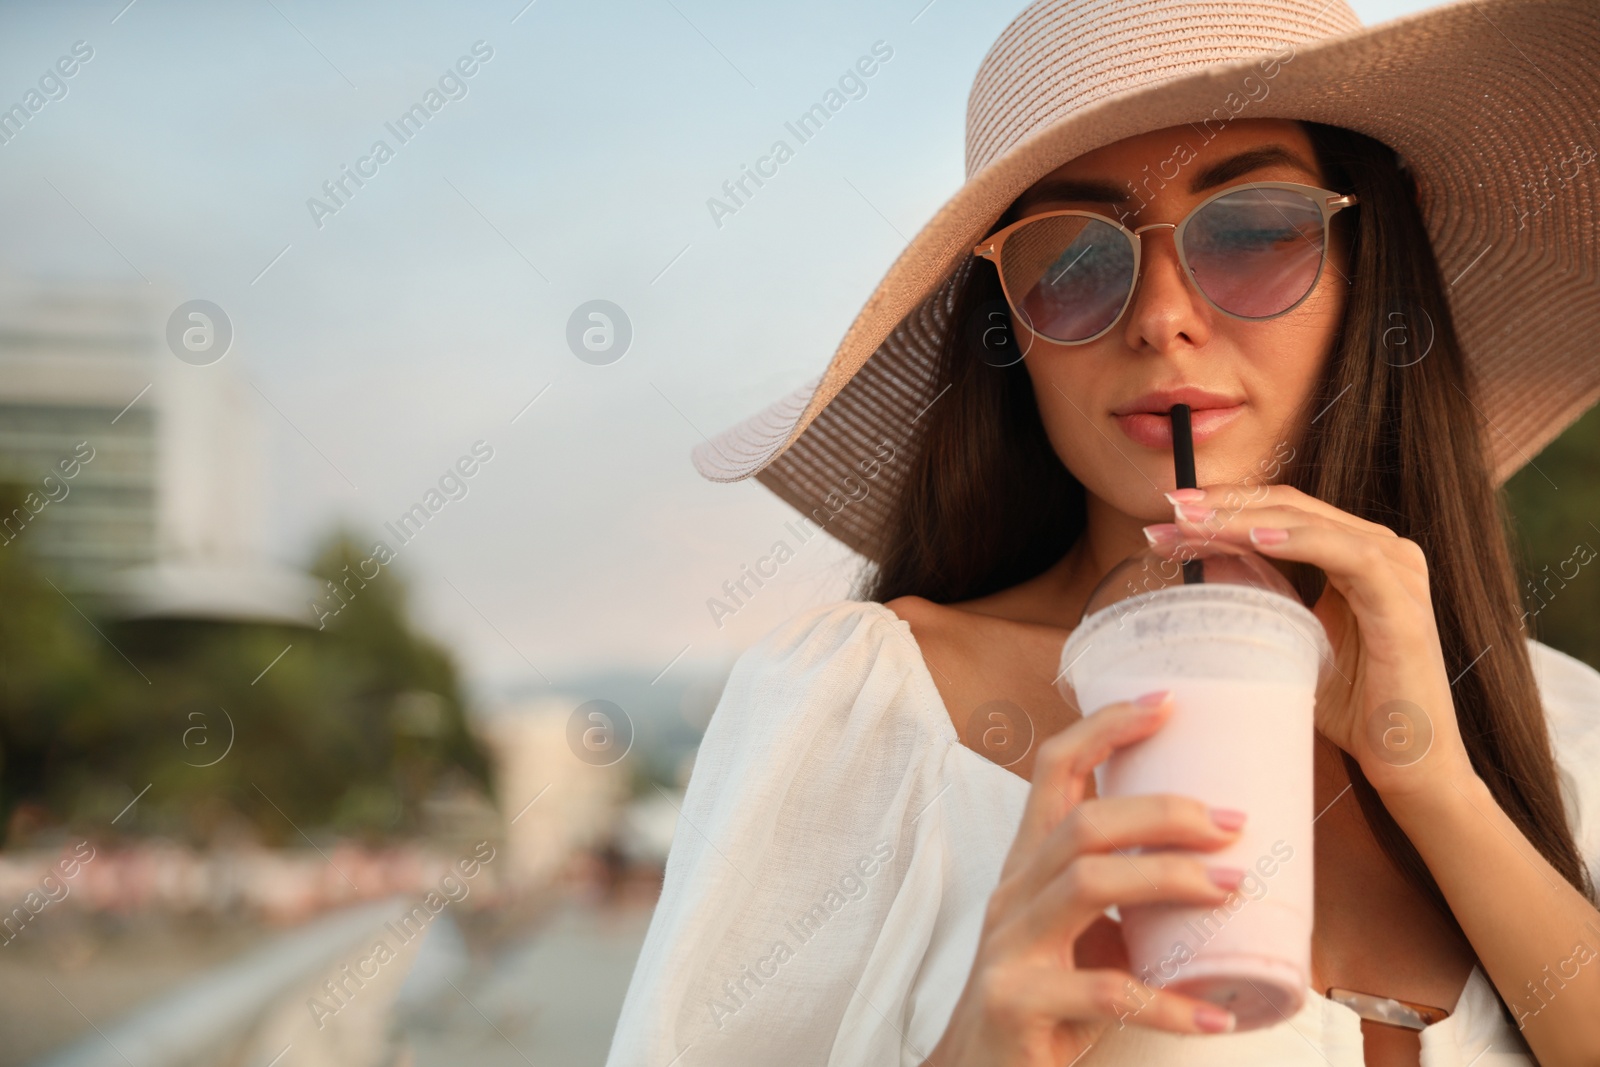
left=1185, top=187, right=1328, bottom=318
left=998, top=215, right=1133, bottom=342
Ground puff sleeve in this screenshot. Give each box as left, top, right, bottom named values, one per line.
left=602, top=600, right=1003, bottom=1066
left=1528, top=638, right=1600, bottom=893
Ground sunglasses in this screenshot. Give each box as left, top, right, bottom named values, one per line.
left=972, top=181, right=1359, bottom=346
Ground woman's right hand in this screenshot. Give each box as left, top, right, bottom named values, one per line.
left=923, top=690, right=1247, bottom=1067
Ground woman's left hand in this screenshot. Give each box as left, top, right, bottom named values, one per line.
left=1147, top=483, right=1477, bottom=801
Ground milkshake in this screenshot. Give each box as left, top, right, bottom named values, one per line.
left=1057, top=544, right=1333, bottom=1030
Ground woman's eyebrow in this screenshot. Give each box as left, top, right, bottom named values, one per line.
left=1190, top=144, right=1319, bottom=193
left=1016, top=144, right=1321, bottom=210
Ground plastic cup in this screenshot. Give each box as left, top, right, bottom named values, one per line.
left=1056, top=548, right=1332, bottom=1031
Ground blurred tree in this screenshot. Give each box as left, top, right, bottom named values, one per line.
left=0, top=483, right=119, bottom=841
left=1503, top=404, right=1600, bottom=672
left=0, top=524, right=489, bottom=846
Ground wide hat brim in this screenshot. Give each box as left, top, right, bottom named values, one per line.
left=693, top=0, right=1600, bottom=562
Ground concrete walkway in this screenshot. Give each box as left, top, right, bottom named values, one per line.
left=403, top=894, right=655, bottom=1067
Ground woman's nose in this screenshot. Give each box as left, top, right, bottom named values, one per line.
left=1122, top=224, right=1213, bottom=350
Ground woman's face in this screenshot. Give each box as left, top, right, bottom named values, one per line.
left=1012, top=119, right=1349, bottom=523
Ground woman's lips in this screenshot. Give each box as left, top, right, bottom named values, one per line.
left=1113, top=405, right=1245, bottom=448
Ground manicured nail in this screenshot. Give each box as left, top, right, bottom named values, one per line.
left=1207, top=866, right=1246, bottom=889
left=1164, top=488, right=1206, bottom=504
left=1195, top=1005, right=1237, bottom=1033
left=1209, top=807, right=1247, bottom=832
left=1136, top=689, right=1171, bottom=707
left=1143, top=523, right=1180, bottom=546
left=1249, top=526, right=1289, bottom=546
left=1174, top=503, right=1216, bottom=522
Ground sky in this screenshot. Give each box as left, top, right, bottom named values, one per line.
left=0, top=0, right=1444, bottom=705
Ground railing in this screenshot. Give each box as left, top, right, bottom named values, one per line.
left=29, top=897, right=417, bottom=1067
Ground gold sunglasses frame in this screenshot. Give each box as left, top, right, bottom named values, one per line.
left=972, top=181, right=1359, bottom=346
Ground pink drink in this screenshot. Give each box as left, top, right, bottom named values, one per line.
left=1058, top=580, right=1331, bottom=1031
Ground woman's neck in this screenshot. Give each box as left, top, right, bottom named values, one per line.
left=971, top=493, right=1153, bottom=630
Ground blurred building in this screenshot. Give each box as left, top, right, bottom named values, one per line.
left=615, top=786, right=682, bottom=868
left=0, top=274, right=316, bottom=623
left=477, top=696, right=630, bottom=890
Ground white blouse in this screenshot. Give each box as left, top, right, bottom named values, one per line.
left=603, top=600, right=1600, bottom=1066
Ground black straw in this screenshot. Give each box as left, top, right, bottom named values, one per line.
left=1171, top=403, right=1197, bottom=490
left=1170, top=403, right=1203, bottom=585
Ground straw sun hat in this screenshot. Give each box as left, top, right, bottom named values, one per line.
left=690, top=0, right=1600, bottom=561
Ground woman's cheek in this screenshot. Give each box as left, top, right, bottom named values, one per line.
left=1025, top=358, right=1098, bottom=463
left=1032, top=378, right=1097, bottom=473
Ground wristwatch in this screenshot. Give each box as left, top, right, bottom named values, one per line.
left=1326, top=987, right=1451, bottom=1030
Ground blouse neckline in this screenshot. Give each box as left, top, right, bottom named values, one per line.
left=871, top=601, right=1035, bottom=788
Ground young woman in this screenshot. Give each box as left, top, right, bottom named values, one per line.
left=606, top=2, right=1600, bottom=1065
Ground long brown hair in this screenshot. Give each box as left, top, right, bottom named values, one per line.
left=861, top=122, right=1594, bottom=950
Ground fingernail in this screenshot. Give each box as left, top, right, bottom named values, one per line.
left=1175, top=503, right=1216, bottom=523
left=1195, top=1005, right=1237, bottom=1033
left=1135, top=689, right=1171, bottom=707
left=1249, top=526, right=1288, bottom=546
left=1207, top=866, right=1245, bottom=890
left=1143, top=523, right=1180, bottom=547
left=1209, top=807, right=1247, bottom=831
left=1164, top=488, right=1206, bottom=504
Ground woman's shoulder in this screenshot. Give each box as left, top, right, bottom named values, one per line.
left=1525, top=638, right=1600, bottom=883
left=739, top=597, right=908, bottom=666
left=708, top=598, right=951, bottom=741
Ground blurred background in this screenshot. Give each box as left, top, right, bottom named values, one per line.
left=0, top=0, right=1593, bottom=1063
